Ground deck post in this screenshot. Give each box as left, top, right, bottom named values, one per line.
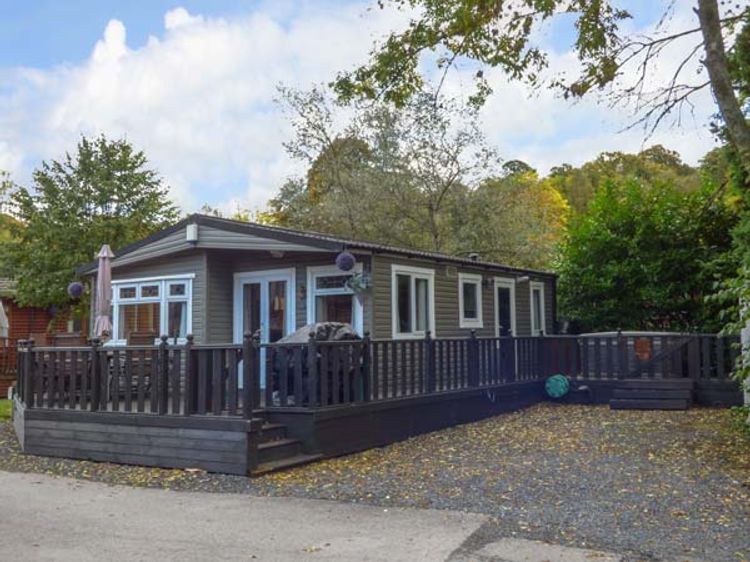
left=469, top=330, right=479, bottom=388
left=184, top=334, right=194, bottom=416
left=616, top=329, right=626, bottom=379
left=425, top=331, right=435, bottom=393
left=506, top=334, right=516, bottom=383
left=20, top=339, right=33, bottom=407
left=306, top=332, right=318, bottom=407
left=242, top=331, right=255, bottom=418
left=157, top=335, right=169, bottom=415
left=361, top=332, right=371, bottom=402
left=89, top=338, right=101, bottom=411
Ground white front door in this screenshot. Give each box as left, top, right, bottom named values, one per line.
left=233, top=268, right=296, bottom=387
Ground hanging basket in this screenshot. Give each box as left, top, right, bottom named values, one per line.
left=345, top=272, right=371, bottom=295
left=335, top=251, right=356, bottom=272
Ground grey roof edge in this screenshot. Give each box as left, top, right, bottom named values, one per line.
left=75, top=214, right=557, bottom=279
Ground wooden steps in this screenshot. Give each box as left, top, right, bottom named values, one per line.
left=251, top=453, right=325, bottom=475
left=250, top=419, right=322, bottom=475
left=610, top=379, right=694, bottom=411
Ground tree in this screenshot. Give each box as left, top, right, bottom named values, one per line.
left=454, top=170, right=569, bottom=269
left=268, top=87, right=571, bottom=269
left=548, top=145, right=702, bottom=213
left=333, top=1, right=750, bottom=174
left=0, top=171, right=16, bottom=242
left=557, top=179, right=737, bottom=333
left=198, top=203, right=255, bottom=223
left=1, top=136, right=179, bottom=309
left=269, top=87, right=501, bottom=253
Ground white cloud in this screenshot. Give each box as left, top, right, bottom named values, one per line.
left=0, top=2, right=723, bottom=212
left=91, top=20, right=129, bottom=64
left=164, top=7, right=205, bottom=30
left=0, top=3, right=407, bottom=211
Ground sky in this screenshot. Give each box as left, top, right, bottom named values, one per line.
left=0, top=1, right=722, bottom=213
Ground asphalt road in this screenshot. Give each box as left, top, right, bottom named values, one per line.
left=0, top=471, right=626, bottom=562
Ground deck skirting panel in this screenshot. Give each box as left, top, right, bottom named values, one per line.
left=14, top=400, right=259, bottom=475
left=267, top=381, right=546, bottom=458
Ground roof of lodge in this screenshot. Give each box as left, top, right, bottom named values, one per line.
left=77, top=214, right=556, bottom=279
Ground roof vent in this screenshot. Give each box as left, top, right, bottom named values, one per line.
left=468, top=252, right=480, bottom=262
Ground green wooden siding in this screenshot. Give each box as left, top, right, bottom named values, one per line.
left=95, top=247, right=553, bottom=345
left=371, top=253, right=555, bottom=339
left=204, top=250, right=373, bottom=343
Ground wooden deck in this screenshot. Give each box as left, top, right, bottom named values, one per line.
left=10, top=332, right=743, bottom=475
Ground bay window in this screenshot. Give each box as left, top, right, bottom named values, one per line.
left=391, top=265, right=434, bottom=338
left=110, top=275, right=193, bottom=345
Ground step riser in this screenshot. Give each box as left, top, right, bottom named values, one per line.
left=610, top=399, right=689, bottom=410
left=258, top=440, right=304, bottom=464
left=259, top=425, right=287, bottom=443
left=616, top=379, right=694, bottom=390
left=613, top=389, right=692, bottom=400
left=251, top=454, right=324, bottom=476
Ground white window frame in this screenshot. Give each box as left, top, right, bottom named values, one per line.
left=306, top=263, right=364, bottom=335
left=458, top=273, right=483, bottom=329
left=530, top=281, right=546, bottom=336
left=391, top=264, right=435, bottom=339
left=110, top=273, right=195, bottom=346
left=493, top=277, right=517, bottom=336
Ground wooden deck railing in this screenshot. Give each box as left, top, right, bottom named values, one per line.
left=14, top=335, right=259, bottom=419
left=14, top=332, right=740, bottom=415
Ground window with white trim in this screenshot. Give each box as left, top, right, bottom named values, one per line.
left=306, top=264, right=363, bottom=334
left=391, top=265, right=434, bottom=338
left=530, top=281, right=546, bottom=335
left=111, top=275, right=194, bottom=344
left=458, top=273, right=483, bottom=328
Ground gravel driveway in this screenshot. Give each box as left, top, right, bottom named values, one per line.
left=2, top=403, right=748, bottom=561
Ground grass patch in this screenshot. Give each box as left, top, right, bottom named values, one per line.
left=0, top=400, right=10, bottom=421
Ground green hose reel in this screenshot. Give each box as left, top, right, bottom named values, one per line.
left=545, top=374, right=570, bottom=399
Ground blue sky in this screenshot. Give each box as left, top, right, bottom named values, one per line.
left=1, top=1, right=262, bottom=66
left=0, top=1, right=719, bottom=212
left=0, top=0, right=666, bottom=68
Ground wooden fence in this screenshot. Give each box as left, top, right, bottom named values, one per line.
left=14, top=332, right=740, bottom=416
left=0, top=338, right=16, bottom=376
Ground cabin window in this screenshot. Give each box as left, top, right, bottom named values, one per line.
left=530, top=281, right=546, bottom=335
left=307, top=264, right=363, bottom=334
left=391, top=265, right=434, bottom=338
left=110, top=275, right=194, bottom=345
left=458, top=273, right=483, bottom=329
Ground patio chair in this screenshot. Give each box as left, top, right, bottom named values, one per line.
left=28, top=332, right=51, bottom=346
left=107, top=332, right=159, bottom=405
left=52, top=333, right=87, bottom=347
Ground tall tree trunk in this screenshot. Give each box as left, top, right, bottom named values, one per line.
left=697, top=0, right=750, bottom=176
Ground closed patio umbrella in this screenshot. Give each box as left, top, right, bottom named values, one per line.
left=0, top=299, right=8, bottom=340
left=93, top=244, right=114, bottom=339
